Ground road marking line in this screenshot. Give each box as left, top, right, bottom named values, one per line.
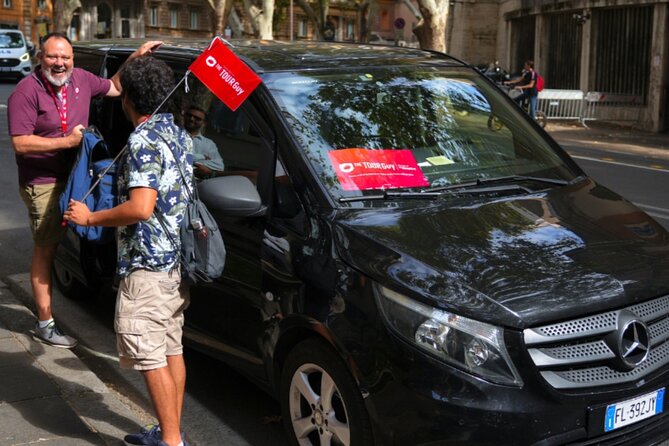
left=570, top=155, right=669, bottom=172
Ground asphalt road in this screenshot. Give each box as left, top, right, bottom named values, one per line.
left=2, top=80, right=669, bottom=445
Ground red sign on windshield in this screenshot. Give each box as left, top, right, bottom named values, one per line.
left=328, top=149, right=429, bottom=191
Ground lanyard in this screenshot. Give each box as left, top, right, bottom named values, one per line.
left=42, top=74, right=68, bottom=136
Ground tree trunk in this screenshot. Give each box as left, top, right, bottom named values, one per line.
left=243, top=0, right=274, bottom=39
left=413, top=0, right=449, bottom=52
left=53, top=0, right=81, bottom=33
left=209, top=0, right=235, bottom=36
left=293, top=0, right=331, bottom=40
left=257, top=0, right=275, bottom=39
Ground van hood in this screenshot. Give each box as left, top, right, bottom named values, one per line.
left=333, top=178, right=669, bottom=328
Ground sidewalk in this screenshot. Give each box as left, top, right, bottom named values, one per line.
left=546, top=121, right=669, bottom=159
left=0, top=280, right=148, bottom=446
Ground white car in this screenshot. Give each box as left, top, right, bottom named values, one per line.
left=0, top=29, right=33, bottom=80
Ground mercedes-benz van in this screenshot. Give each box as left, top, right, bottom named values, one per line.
left=54, top=39, right=669, bottom=445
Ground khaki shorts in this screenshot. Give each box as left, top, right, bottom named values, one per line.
left=115, top=269, right=190, bottom=371
left=19, top=182, right=67, bottom=246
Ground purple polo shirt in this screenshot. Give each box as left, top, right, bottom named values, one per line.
left=8, top=67, right=111, bottom=186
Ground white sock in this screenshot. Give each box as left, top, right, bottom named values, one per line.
left=38, top=318, right=54, bottom=328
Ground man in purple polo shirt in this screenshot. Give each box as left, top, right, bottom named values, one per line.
left=8, top=32, right=162, bottom=348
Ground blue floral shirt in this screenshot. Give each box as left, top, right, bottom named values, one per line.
left=116, top=113, right=193, bottom=277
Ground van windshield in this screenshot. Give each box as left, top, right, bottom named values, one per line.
left=264, top=66, right=580, bottom=204
left=0, top=32, right=25, bottom=49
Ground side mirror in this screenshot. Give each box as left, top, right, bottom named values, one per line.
left=27, top=41, right=35, bottom=57
left=197, top=175, right=266, bottom=217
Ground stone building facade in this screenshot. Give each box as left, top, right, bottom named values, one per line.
left=67, top=0, right=145, bottom=41
left=443, top=0, right=669, bottom=132
left=0, top=0, right=52, bottom=44
left=143, top=0, right=213, bottom=38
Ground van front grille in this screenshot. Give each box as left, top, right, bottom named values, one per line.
left=0, top=58, right=19, bottom=67
left=524, top=295, right=669, bottom=389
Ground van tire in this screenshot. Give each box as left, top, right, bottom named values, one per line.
left=280, top=338, right=373, bottom=446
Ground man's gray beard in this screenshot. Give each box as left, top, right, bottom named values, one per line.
left=42, top=67, right=72, bottom=87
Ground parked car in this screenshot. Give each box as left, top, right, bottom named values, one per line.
left=55, top=38, right=669, bottom=445
left=0, top=28, right=33, bottom=80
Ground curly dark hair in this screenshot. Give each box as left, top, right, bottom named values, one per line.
left=120, top=56, right=175, bottom=116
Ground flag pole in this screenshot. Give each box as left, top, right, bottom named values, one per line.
left=65, top=72, right=190, bottom=222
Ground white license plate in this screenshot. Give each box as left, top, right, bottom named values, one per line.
left=604, top=388, right=665, bottom=432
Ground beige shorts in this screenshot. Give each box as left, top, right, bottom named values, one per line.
left=19, top=182, right=67, bottom=246
left=115, top=269, right=190, bottom=371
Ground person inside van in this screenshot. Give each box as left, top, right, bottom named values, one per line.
left=183, top=105, right=225, bottom=179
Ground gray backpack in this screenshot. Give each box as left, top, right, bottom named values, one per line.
left=155, top=136, right=226, bottom=285
left=177, top=188, right=226, bottom=284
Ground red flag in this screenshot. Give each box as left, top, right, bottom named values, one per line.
left=188, top=38, right=262, bottom=111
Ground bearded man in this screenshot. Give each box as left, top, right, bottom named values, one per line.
left=7, top=32, right=161, bottom=348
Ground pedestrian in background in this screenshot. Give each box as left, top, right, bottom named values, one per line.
left=7, top=31, right=161, bottom=349
left=64, top=55, right=193, bottom=446
left=505, top=60, right=538, bottom=119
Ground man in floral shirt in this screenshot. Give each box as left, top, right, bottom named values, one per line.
left=64, top=56, right=192, bottom=446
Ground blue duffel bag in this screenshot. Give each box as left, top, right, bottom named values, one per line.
left=59, top=127, right=119, bottom=244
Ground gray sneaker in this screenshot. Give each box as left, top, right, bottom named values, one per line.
left=33, top=321, right=78, bottom=349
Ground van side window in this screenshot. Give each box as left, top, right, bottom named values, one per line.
left=204, top=101, right=262, bottom=173
left=73, top=51, right=106, bottom=76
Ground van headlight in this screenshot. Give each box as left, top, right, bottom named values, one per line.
left=375, top=284, right=523, bottom=386
left=20, top=52, right=30, bottom=62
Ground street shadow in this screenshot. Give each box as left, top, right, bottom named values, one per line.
left=0, top=300, right=141, bottom=445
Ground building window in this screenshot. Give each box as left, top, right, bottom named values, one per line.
left=346, top=20, right=354, bottom=41
left=3, top=0, right=11, bottom=8
left=38, top=0, right=46, bottom=9
left=170, top=9, right=178, bottom=28
left=190, top=10, right=199, bottom=30
left=298, top=18, right=307, bottom=37
left=593, top=6, right=652, bottom=103
left=149, top=6, right=158, bottom=26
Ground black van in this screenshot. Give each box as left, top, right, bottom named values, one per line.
left=55, top=38, right=669, bottom=445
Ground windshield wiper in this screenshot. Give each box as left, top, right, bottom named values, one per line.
left=338, top=176, right=573, bottom=203
left=424, top=175, right=570, bottom=194
left=339, top=191, right=442, bottom=203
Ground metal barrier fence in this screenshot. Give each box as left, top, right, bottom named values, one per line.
left=582, top=92, right=644, bottom=123
left=537, top=89, right=584, bottom=121
left=536, top=89, right=644, bottom=126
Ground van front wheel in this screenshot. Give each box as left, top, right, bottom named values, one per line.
left=280, top=338, right=373, bottom=446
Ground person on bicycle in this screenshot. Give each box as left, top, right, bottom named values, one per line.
left=505, top=60, right=538, bottom=119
